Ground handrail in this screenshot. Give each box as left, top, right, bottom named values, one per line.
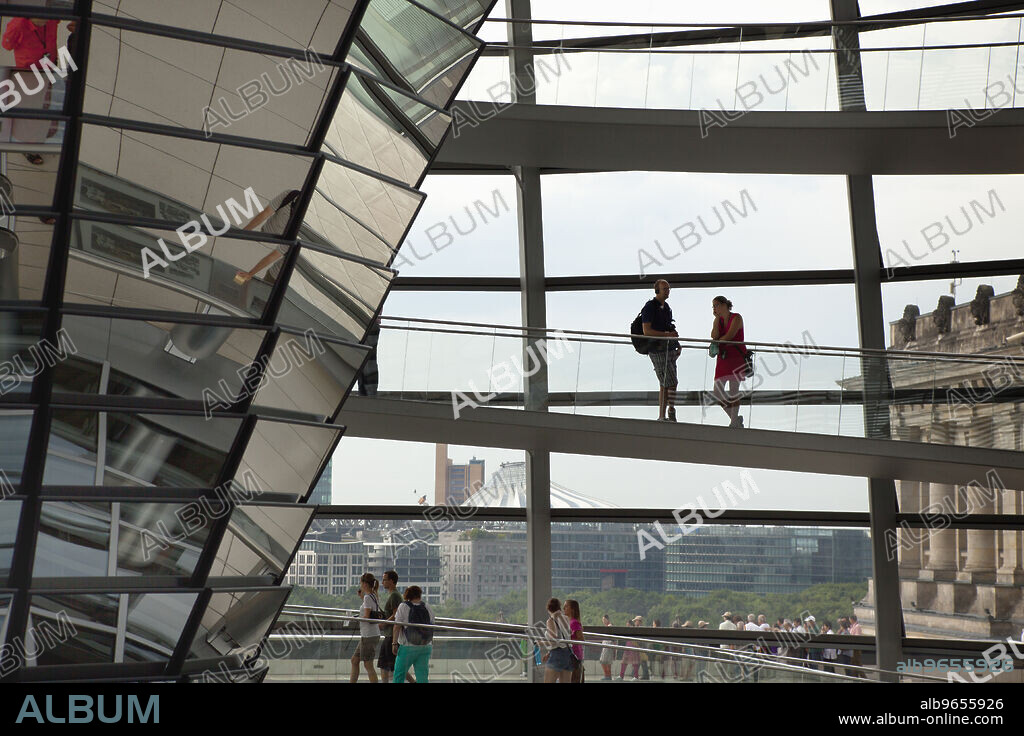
left=279, top=605, right=952, bottom=683
left=483, top=13, right=1024, bottom=29
left=495, top=40, right=1024, bottom=55
left=380, top=315, right=1024, bottom=365
left=275, top=608, right=885, bottom=683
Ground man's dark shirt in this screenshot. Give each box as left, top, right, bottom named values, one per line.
left=640, top=298, right=678, bottom=352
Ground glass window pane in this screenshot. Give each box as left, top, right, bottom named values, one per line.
left=543, top=172, right=853, bottom=277
left=0, top=213, right=56, bottom=302
left=34, top=502, right=111, bottom=578
left=189, top=587, right=290, bottom=659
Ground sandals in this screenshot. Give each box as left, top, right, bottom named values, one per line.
left=24, top=154, right=44, bottom=166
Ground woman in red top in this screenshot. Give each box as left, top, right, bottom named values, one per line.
left=2, top=17, right=64, bottom=165
left=711, top=295, right=747, bottom=428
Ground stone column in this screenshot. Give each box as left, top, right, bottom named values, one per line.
left=925, top=481, right=958, bottom=576
left=964, top=482, right=996, bottom=574
left=898, top=480, right=923, bottom=573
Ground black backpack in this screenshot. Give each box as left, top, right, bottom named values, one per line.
left=630, top=312, right=652, bottom=354
left=403, top=601, right=433, bottom=645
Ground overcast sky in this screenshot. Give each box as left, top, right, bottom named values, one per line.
left=332, top=3, right=1021, bottom=513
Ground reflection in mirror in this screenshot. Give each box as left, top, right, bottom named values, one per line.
left=117, top=503, right=212, bottom=577
left=29, top=593, right=118, bottom=666
left=189, top=588, right=289, bottom=658
left=210, top=505, right=314, bottom=578
left=236, top=418, right=339, bottom=498
left=123, top=592, right=198, bottom=663
left=44, top=410, right=239, bottom=488
left=34, top=501, right=110, bottom=578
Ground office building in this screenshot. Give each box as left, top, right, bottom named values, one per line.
left=434, top=444, right=485, bottom=505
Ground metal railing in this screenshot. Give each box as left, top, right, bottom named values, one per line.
left=273, top=604, right=950, bottom=683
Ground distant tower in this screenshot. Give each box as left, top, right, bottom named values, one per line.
left=434, top=444, right=484, bottom=505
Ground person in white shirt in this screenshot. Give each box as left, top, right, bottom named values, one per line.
left=391, top=585, right=435, bottom=684
left=350, top=572, right=382, bottom=683
left=744, top=614, right=760, bottom=632
left=821, top=621, right=838, bottom=672
left=757, top=614, right=771, bottom=632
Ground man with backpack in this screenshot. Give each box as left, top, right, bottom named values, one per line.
left=635, top=279, right=680, bottom=421
left=391, top=585, right=435, bottom=683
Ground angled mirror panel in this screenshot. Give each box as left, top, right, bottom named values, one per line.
left=123, top=591, right=199, bottom=663
left=34, top=501, right=111, bottom=578
left=308, top=158, right=423, bottom=266
left=0, top=191, right=57, bottom=303
left=65, top=220, right=290, bottom=317
left=250, top=333, right=366, bottom=419
left=277, top=245, right=391, bottom=342
left=188, top=587, right=289, bottom=659
left=0, top=499, right=21, bottom=583
left=235, top=418, right=339, bottom=498
left=28, top=593, right=119, bottom=666
left=352, top=0, right=482, bottom=109
left=324, top=69, right=450, bottom=187
left=75, top=125, right=311, bottom=225
left=209, top=504, right=314, bottom=578
left=413, top=0, right=493, bottom=32
left=0, top=310, right=45, bottom=395
left=1, top=410, right=32, bottom=486
left=117, top=503, right=211, bottom=577
left=86, top=24, right=337, bottom=144
left=44, top=410, right=240, bottom=488
left=55, top=315, right=266, bottom=404
left=94, top=0, right=357, bottom=56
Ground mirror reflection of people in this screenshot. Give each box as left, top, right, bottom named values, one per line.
left=2, top=17, right=72, bottom=165
left=234, top=189, right=300, bottom=285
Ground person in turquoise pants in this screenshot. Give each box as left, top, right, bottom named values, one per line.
left=391, top=586, right=435, bottom=683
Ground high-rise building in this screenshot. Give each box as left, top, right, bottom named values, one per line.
left=666, top=526, right=872, bottom=596
left=308, top=459, right=333, bottom=506
left=434, top=444, right=485, bottom=505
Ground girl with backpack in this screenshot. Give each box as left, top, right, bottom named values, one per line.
left=391, top=585, right=435, bottom=683
left=350, top=572, right=382, bottom=683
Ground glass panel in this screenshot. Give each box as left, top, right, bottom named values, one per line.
left=0, top=499, right=21, bottom=581
left=548, top=454, right=869, bottom=512
left=209, top=505, right=314, bottom=578
left=235, top=418, right=340, bottom=498
left=277, top=245, right=391, bottom=343
left=0, top=113, right=67, bottom=148
left=415, top=0, right=492, bottom=32
left=117, top=503, right=211, bottom=577
left=875, top=175, right=1024, bottom=270
left=542, top=172, right=853, bottom=277
left=188, top=587, right=290, bottom=658
left=55, top=315, right=266, bottom=403
left=250, top=333, right=366, bottom=419
left=123, top=592, right=199, bottom=663
left=28, top=593, right=118, bottom=666
left=96, top=0, right=357, bottom=56
left=0, top=311, right=44, bottom=395
left=34, top=501, right=111, bottom=578
left=307, top=158, right=424, bottom=266
left=44, top=410, right=240, bottom=488
left=85, top=26, right=337, bottom=144
left=332, top=437, right=524, bottom=505
left=395, top=174, right=518, bottom=278
left=352, top=0, right=482, bottom=109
